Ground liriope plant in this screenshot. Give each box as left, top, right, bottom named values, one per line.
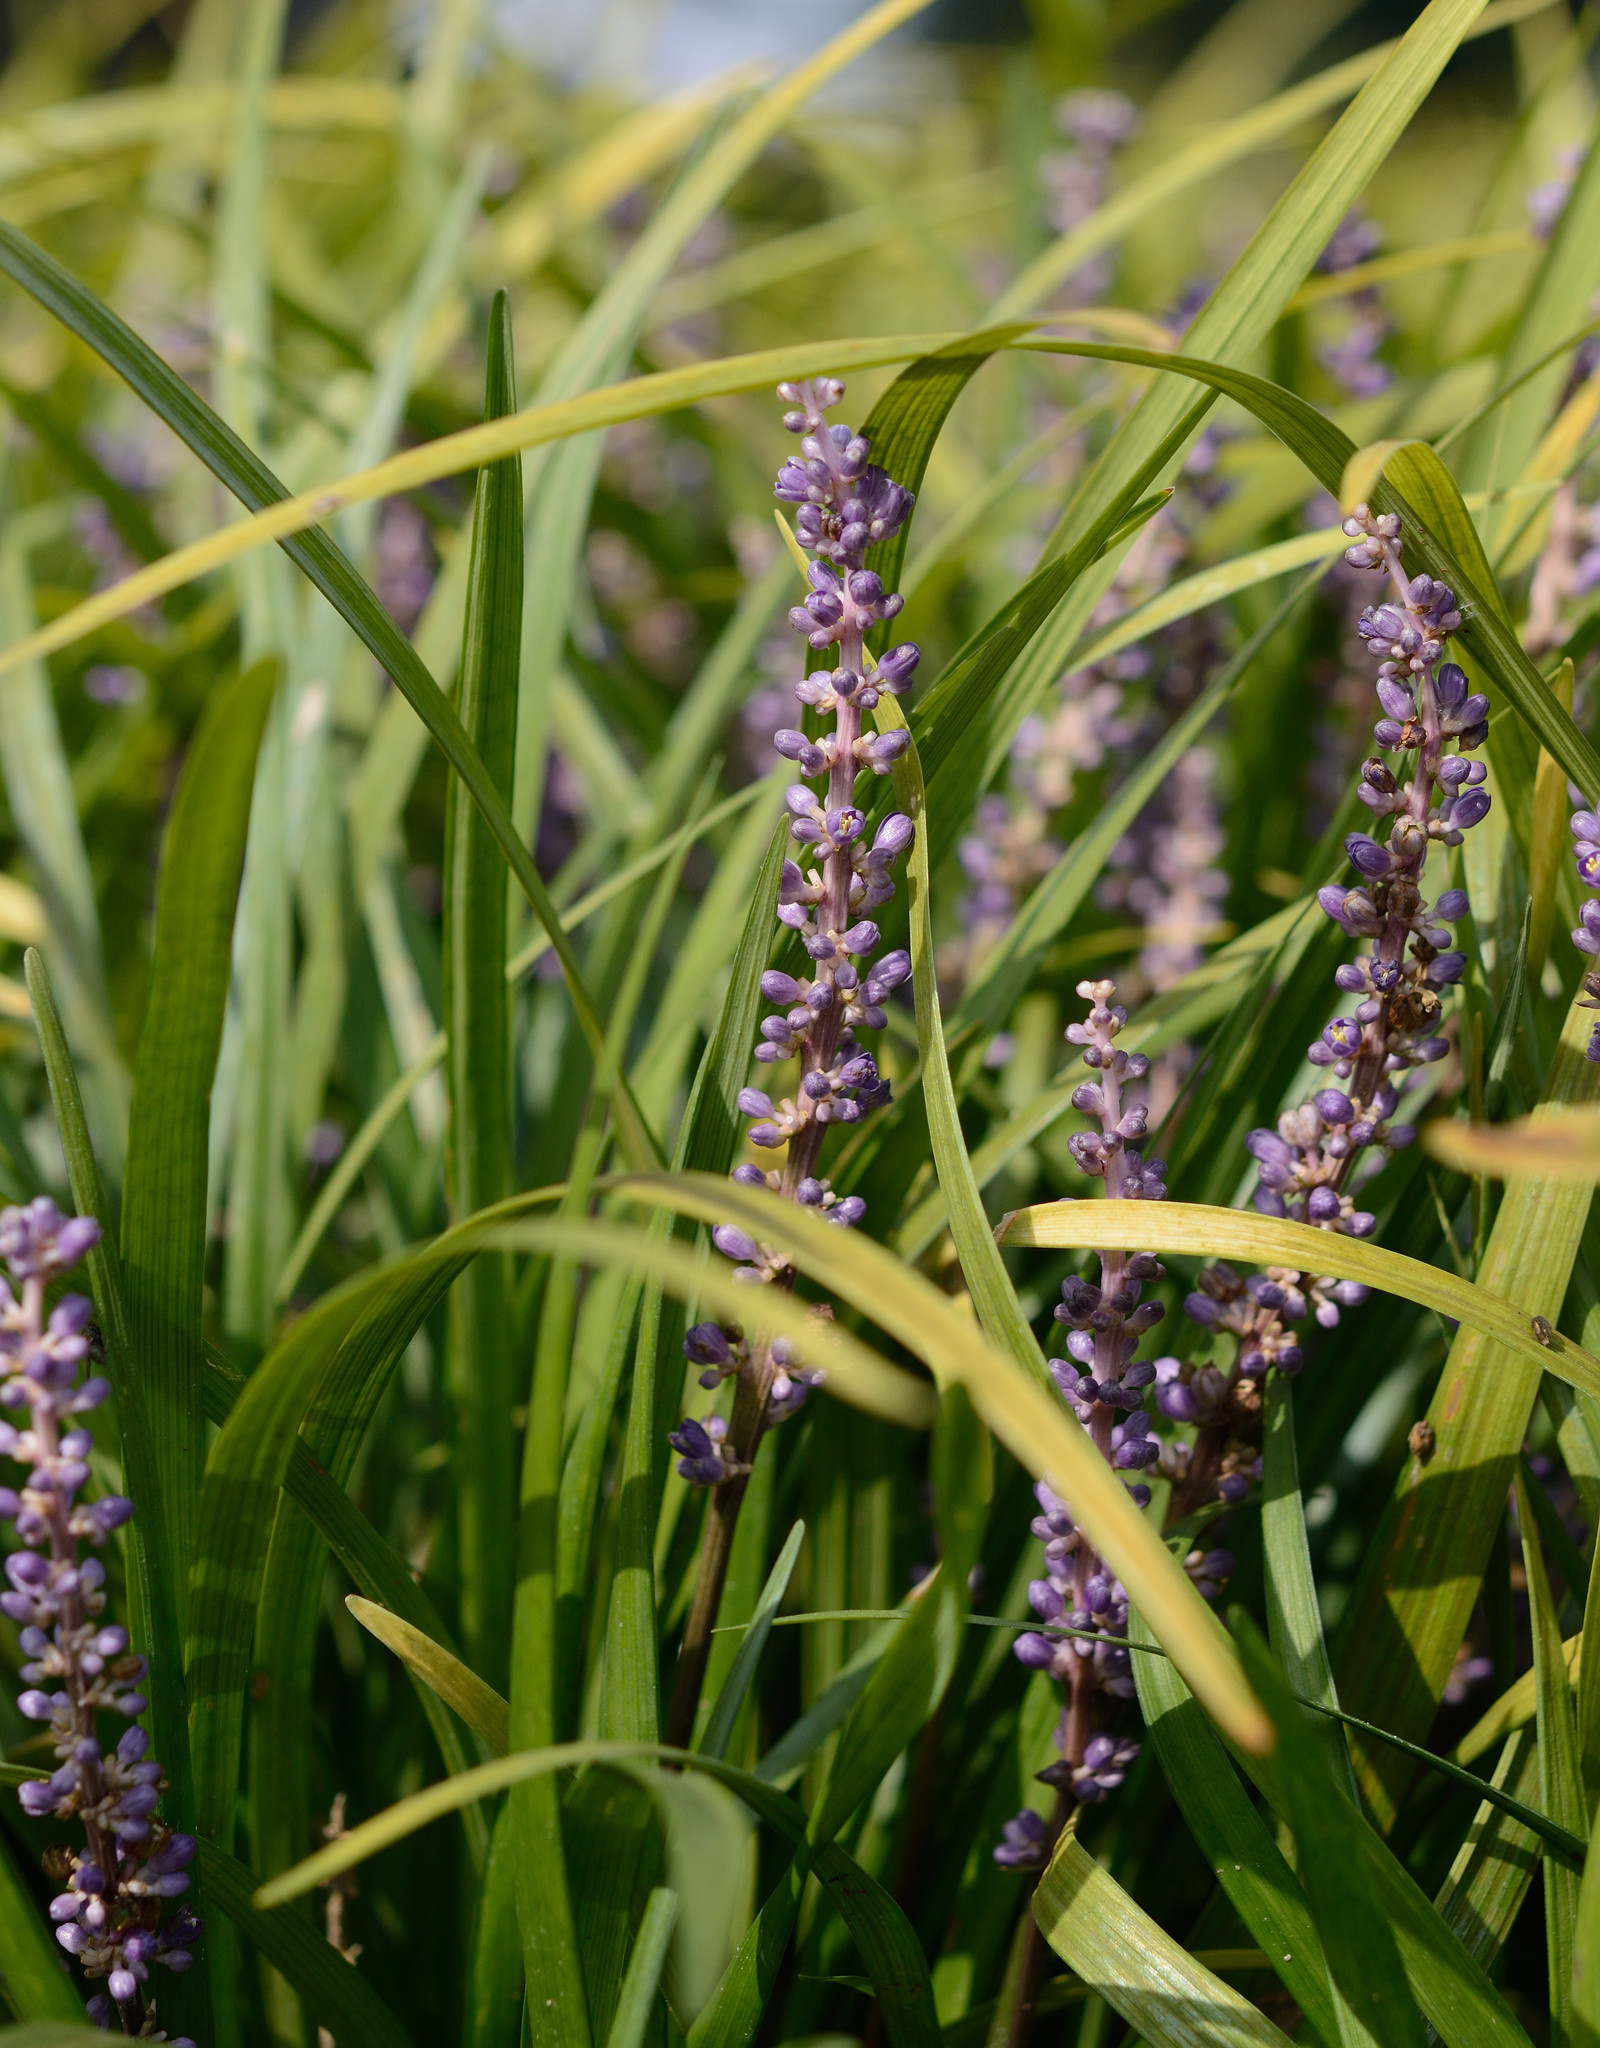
left=0, top=2, right=1598, bottom=2047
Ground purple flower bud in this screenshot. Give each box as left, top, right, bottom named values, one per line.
left=1435, top=662, right=1467, bottom=708
left=712, top=1225, right=761, bottom=1265
left=684, top=1324, right=734, bottom=1369
left=1345, top=833, right=1391, bottom=876
left=1444, top=788, right=1491, bottom=831
left=874, top=643, right=920, bottom=692
left=873, top=813, right=914, bottom=859
left=1435, top=888, right=1468, bottom=920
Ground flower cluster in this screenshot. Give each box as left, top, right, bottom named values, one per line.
left=1566, top=807, right=1600, bottom=1059
left=1171, top=505, right=1482, bottom=1504
left=669, top=377, right=917, bottom=1482
left=995, top=984, right=1232, bottom=1866
left=0, top=1199, right=199, bottom=2040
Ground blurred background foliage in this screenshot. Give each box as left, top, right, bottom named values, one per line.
left=0, top=1, right=1597, bottom=2044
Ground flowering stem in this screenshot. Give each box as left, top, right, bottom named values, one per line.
left=0, top=1199, right=200, bottom=2040
left=662, top=374, right=920, bottom=1748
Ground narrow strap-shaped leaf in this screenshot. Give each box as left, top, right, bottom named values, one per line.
left=194, top=1840, right=413, bottom=2048
left=998, top=1200, right=1600, bottom=1398
left=1018, top=333, right=1600, bottom=806
left=0, top=1829, right=85, bottom=2025
left=1032, top=1824, right=1294, bottom=2048
left=348, top=1595, right=509, bottom=1754
left=188, top=1190, right=558, bottom=1852
left=0, top=2030, right=104, bottom=2045
left=987, top=0, right=1528, bottom=321
left=947, top=564, right=1322, bottom=1041
left=1573, top=1800, right=1600, bottom=2048
left=1130, top=1608, right=1345, bottom=2041
left=604, top=1888, right=678, bottom=2048
left=608, top=1174, right=1270, bottom=1752
left=699, top=1520, right=805, bottom=1762
left=684, top=1859, right=805, bottom=2048
left=808, top=1386, right=986, bottom=1844
left=1231, top=1614, right=1426, bottom=2048
left=125, top=653, right=275, bottom=1624
left=855, top=340, right=1005, bottom=627
left=465, top=1803, right=524, bottom=2048
left=1459, top=112, right=1600, bottom=506
left=812, top=1839, right=940, bottom=2047
left=1261, top=1377, right=1356, bottom=1795
left=252, top=1720, right=936, bottom=2048
left=197, top=1348, right=487, bottom=1802
left=444, top=289, right=521, bottom=1690
left=1435, top=1726, right=1543, bottom=1969
left=1581, top=1518, right=1600, bottom=1826
left=1453, top=1636, right=1583, bottom=1766
left=1223, top=1657, right=1537, bottom=2048
left=1515, top=1468, right=1586, bottom=2041
left=906, top=443, right=1174, bottom=814
left=969, top=0, right=1499, bottom=790
left=1336, top=991, right=1600, bottom=1823
left=256, top=1740, right=812, bottom=1906
left=558, top=1276, right=641, bottom=1738
left=0, top=218, right=658, bottom=1171
left=877, top=700, right=1047, bottom=1388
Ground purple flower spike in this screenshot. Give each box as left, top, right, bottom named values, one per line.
left=0, top=1204, right=199, bottom=2031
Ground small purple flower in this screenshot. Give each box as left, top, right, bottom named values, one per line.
left=993, top=1807, right=1049, bottom=1868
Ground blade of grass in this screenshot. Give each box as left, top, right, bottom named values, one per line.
left=0, top=522, right=126, bottom=1166
left=948, top=564, right=1322, bottom=1041
left=1262, top=1377, right=1356, bottom=1797
left=444, top=289, right=521, bottom=1690
left=465, top=1803, right=523, bottom=2048
left=876, top=699, right=1048, bottom=1389
left=194, top=1840, right=413, bottom=2048
left=1425, top=1110, right=1600, bottom=1180
left=986, top=0, right=1543, bottom=321
left=1129, top=1606, right=1345, bottom=2042
left=1435, top=1725, right=1543, bottom=1969
left=1574, top=1803, right=1600, bottom=2048
left=0, top=1834, right=86, bottom=2025
left=997, top=1200, right=1600, bottom=1397
left=0, top=219, right=661, bottom=1172
left=347, top=1595, right=510, bottom=1755
left=1452, top=1637, right=1582, bottom=1767
left=809, top=1385, right=987, bottom=1845
left=1231, top=1614, right=1426, bottom=2048
left=604, top=1888, right=678, bottom=2048
left=1031, top=1824, right=1294, bottom=2048
left=1336, top=989, right=1600, bottom=1823
left=202, top=1347, right=488, bottom=1799
left=699, top=1521, right=805, bottom=1763
left=972, top=0, right=1508, bottom=787
left=1016, top=334, right=1600, bottom=804
left=608, top=1174, right=1272, bottom=1753
left=1515, top=1468, right=1586, bottom=2043
left=0, top=326, right=986, bottom=672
